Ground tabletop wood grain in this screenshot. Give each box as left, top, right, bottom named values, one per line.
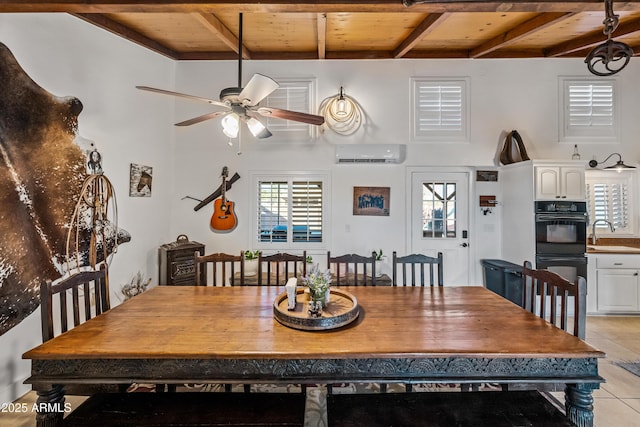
left=23, top=285, right=604, bottom=361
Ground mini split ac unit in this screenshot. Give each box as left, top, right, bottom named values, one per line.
left=335, top=144, right=406, bottom=164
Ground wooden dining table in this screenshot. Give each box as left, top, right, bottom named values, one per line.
left=23, top=285, right=604, bottom=427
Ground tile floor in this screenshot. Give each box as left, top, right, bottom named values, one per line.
left=1, top=315, right=639, bottom=426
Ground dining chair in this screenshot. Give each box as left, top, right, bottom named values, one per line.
left=495, top=261, right=588, bottom=394
left=41, top=264, right=110, bottom=342
left=194, top=251, right=244, bottom=286
left=325, top=251, right=377, bottom=393
left=327, top=252, right=377, bottom=286
left=258, top=251, right=307, bottom=286
left=392, top=251, right=444, bottom=287
left=522, top=260, right=586, bottom=339
left=40, top=264, right=130, bottom=393
left=194, top=251, right=246, bottom=391
left=390, top=251, right=444, bottom=392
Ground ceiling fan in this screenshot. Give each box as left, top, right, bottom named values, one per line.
left=136, top=13, right=324, bottom=139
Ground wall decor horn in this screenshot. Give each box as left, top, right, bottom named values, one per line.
left=499, top=130, right=530, bottom=165
left=585, top=0, right=634, bottom=76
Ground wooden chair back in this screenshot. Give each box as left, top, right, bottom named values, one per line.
left=522, top=260, right=586, bottom=339
left=392, top=252, right=444, bottom=286
left=41, top=264, right=109, bottom=342
left=327, top=252, right=377, bottom=286
left=258, top=251, right=307, bottom=286
left=194, top=251, right=244, bottom=286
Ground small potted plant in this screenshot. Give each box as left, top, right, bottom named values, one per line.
left=244, top=250, right=260, bottom=277
left=373, top=249, right=384, bottom=277
left=301, top=264, right=332, bottom=317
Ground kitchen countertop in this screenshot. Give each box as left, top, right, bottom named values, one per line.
left=587, top=238, right=640, bottom=254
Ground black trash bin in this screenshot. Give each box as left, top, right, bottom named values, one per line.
left=480, top=259, right=524, bottom=307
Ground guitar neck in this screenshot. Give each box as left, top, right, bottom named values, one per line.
left=193, top=172, right=241, bottom=211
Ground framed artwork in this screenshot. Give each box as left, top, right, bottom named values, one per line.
left=476, top=170, right=499, bottom=182
left=353, top=186, right=390, bottom=216
left=129, top=163, right=153, bottom=197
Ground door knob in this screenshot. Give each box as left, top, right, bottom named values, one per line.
left=460, top=242, right=468, bottom=248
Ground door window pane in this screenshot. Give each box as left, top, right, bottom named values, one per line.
left=422, top=181, right=457, bottom=238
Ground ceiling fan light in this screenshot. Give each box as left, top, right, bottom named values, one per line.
left=246, top=117, right=270, bottom=138
left=222, top=113, right=239, bottom=138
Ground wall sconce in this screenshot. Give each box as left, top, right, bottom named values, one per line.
left=588, top=153, right=636, bottom=172
left=319, top=86, right=363, bottom=135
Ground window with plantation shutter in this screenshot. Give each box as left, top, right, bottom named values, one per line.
left=586, top=171, right=635, bottom=235
left=560, top=78, right=617, bottom=141
left=411, top=78, right=469, bottom=142
left=262, top=79, right=316, bottom=140
left=254, top=173, right=326, bottom=247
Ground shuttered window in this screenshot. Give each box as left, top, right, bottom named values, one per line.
left=255, top=174, right=325, bottom=246
left=586, top=171, right=634, bottom=235
left=560, top=78, right=617, bottom=141
left=411, top=78, right=469, bottom=142
left=263, top=79, right=316, bottom=140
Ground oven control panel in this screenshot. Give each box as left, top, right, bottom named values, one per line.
left=535, top=200, right=586, bottom=213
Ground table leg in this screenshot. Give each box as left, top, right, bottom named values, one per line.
left=35, top=384, right=65, bottom=427
left=565, top=383, right=597, bottom=427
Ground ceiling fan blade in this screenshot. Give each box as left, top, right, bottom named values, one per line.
left=255, top=107, right=325, bottom=126
left=136, top=85, right=228, bottom=108
left=175, top=111, right=229, bottom=127
left=238, top=74, right=279, bottom=106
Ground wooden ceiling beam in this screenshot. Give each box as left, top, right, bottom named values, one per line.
left=393, top=12, right=449, bottom=58
left=317, top=13, right=327, bottom=60
left=73, top=13, right=179, bottom=59
left=470, top=12, right=575, bottom=58
left=193, top=13, right=250, bottom=59
left=3, top=1, right=640, bottom=14
left=545, top=17, right=640, bottom=57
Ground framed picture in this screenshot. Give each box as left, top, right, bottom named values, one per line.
left=353, top=186, right=390, bottom=216
left=129, top=163, right=153, bottom=197
left=476, top=170, right=499, bottom=182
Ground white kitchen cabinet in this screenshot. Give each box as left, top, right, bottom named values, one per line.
left=588, top=254, right=640, bottom=314
left=535, top=166, right=586, bottom=200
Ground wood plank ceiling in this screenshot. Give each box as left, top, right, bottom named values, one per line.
left=3, top=1, right=640, bottom=61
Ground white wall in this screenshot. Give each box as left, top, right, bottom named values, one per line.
left=169, top=57, right=640, bottom=283
left=0, top=13, right=175, bottom=402
left=1, top=12, right=640, bottom=403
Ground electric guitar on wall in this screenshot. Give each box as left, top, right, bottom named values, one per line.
left=210, top=167, right=238, bottom=232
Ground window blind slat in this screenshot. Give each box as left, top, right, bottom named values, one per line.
left=412, top=78, right=468, bottom=141
left=586, top=179, right=631, bottom=232
left=562, top=78, right=616, bottom=139
left=258, top=178, right=323, bottom=243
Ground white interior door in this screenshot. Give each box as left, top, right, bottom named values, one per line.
left=410, top=171, right=470, bottom=285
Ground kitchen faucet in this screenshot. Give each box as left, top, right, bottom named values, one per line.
left=591, top=219, right=615, bottom=245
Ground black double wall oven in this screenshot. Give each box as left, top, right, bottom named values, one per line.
left=534, top=200, right=588, bottom=282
